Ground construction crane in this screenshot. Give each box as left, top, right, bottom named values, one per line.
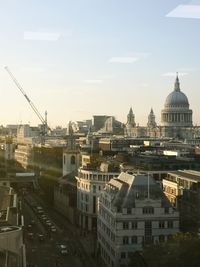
left=5, top=66, right=49, bottom=144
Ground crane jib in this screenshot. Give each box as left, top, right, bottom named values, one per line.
left=4, top=66, right=50, bottom=144
left=24, top=95, right=31, bottom=102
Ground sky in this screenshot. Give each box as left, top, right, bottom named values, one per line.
left=0, top=0, right=200, bottom=127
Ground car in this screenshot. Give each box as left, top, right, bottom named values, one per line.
left=27, top=232, right=34, bottom=240
left=41, top=215, right=48, bottom=221
left=60, top=249, right=68, bottom=255
left=27, top=224, right=32, bottom=230
left=51, top=226, right=57, bottom=232
left=38, top=234, right=45, bottom=241
left=60, top=244, right=67, bottom=249
left=37, top=209, right=44, bottom=215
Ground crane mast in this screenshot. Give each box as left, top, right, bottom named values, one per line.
left=5, top=66, right=48, bottom=144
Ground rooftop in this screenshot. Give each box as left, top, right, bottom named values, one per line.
left=167, top=170, right=200, bottom=182
left=105, top=172, right=171, bottom=209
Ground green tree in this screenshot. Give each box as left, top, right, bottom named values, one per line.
left=141, top=233, right=200, bottom=267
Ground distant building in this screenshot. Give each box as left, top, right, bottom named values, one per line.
left=17, top=124, right=40, bottom=142
left=98, top=116, right=124, bottom=135
left=97, top=172, right=179, bottom=267
left=93, top=116, right=110, bottom=132
left=163, top=170, right=200, bottom=232
left=54, top=125, right=80, bottom=224
left=63, top=122, right=80, bottom=176
left=71, top=120, right=92, bottom=134
left=125, top=75, right=200, bottom=139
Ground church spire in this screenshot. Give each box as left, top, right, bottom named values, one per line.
left=127, top=107, right=136, bottom=127
left=174, top=72, right=180, bottom=92
left=129, top=107, right=133, bottom=115
left=147, top=107, right=156, bottom=128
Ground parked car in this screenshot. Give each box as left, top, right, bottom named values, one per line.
left=27, top=232, right=34, bottom=240
left=60, top=249, right=68, bottom=255
left=51, top=226, right=57, bottom=232
left=38, top=234, right=45, bottom=241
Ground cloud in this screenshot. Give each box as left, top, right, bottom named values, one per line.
left=83, top=79, right=103, bottom=84
left=24, top=31, right=61, bottom=41
left=162, top=72, right=188, bottom=77
left=108, top=57, right=139, bottom=64
left=166, top=5, right=200, bottom=19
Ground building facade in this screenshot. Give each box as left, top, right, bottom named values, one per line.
left=97, top=172, right=179, bottom=267
left=163, top=170, right=200, bottom=232
left=76, top=157, right=119, bottom=231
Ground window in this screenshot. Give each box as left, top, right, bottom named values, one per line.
left=145, top=221, right=152, bottom=241
left=159, top=221, right=165, bottom=229
left=127, top=208, right=131, bottom=214
left=93, top=185, right=96, bottom=193
left=85, top=194, right=89, bottom=202
left=131, top=236, right=137, bottom=244
left=164, top=207, right=169, bottom=214
left=123, top=236, right=129, bottom=245
left=93, top=196, right=96, bottom=214
left=132, top=221, right=137, bottom=229
left=71, top=155, right=75, bottom=164
left=98, top=175, right=102, bottom=181
left=123, top=222, right=129, bottom=229
left=167, top=221, right=173, bottom=228
left=121, top=252, right=126, bottom=259
left=143, top=207, right=154, bottom=214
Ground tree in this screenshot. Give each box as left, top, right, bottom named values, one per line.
left=141, top=233, right=200, bottom=267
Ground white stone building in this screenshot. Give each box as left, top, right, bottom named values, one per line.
left=76, top=160, right=119, bottom=231
left=97, top=172, right=179, bottom=267
left=125, top=75, right=200, bottom=139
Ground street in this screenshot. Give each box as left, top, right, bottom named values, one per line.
left=21, top=190, right=93, bottom=267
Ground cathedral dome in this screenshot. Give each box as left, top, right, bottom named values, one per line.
left=165, top=90, right=189, bottom=108
left=161, top=74, right=193, bottom=128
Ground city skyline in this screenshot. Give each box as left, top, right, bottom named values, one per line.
left=0, top=0, right=200, bottom=127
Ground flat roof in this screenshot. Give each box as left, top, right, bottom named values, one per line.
left=168, top=170, right=200, bottom=182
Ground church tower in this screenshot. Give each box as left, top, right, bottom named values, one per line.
left=63, top=121, right=80, bottom=176
left=147, top=108, right=157, bottom=128
left=126, top=107, right=136, bottom=127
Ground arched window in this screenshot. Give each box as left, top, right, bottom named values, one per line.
left=71, top=155, right=75, bottom=165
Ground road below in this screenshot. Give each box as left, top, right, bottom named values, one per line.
left=22, top=190, right=96, bottom=267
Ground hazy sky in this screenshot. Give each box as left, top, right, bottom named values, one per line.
left=0, top=0, right=200, bottom=127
